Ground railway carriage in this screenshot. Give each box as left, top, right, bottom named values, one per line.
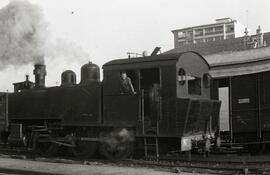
left=0, top=51, right=221, bottom=159
left=207, top=46, right=270, bottom=154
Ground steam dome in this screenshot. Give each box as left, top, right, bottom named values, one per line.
left=80, top=62, right=100, bottom=84
left=61, top=70, right=76, bottom=86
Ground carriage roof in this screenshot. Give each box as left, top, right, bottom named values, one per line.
left=205, top=46, right=270, bottom=78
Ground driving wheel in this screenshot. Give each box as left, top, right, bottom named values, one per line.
left=99, top=141, right=132, bottom=160
left=71, top=141, right=98, bottom=159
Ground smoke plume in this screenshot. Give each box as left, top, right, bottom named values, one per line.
left=0, top=0, right=89, bottom=70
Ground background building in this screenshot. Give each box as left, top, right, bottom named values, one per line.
left=166, top=26, right=269, bottom=56
left=172, top=18, right=246, bottom=48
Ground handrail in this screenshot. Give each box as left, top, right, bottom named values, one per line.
left=5, top=93, right=8, bottom=130
left=158, top=95, right=162, bottom=121
left=141, top=89, right=145, bottom=135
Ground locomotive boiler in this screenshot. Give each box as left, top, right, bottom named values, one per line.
left=0, top=51, right=221, bottom=160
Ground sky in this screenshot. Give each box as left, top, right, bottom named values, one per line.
left=0, top=0, right=269, bottom=91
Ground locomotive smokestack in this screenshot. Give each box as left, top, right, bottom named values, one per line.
left=33, top=64, right=46, bottom=88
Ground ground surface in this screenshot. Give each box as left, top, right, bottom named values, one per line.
left=0, top=157, right=211, bottom=175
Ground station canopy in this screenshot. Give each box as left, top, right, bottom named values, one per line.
left=205, top=46, right=270, bottom=78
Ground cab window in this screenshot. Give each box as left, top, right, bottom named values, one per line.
left=187, top=75, right=201, bottom=95
left=178, top=68, right=186, bottom=85
left=119, top=70, right=137, bottom=94
left=203, top=73, right=211, bottom=88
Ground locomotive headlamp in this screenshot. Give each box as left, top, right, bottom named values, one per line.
left=181, top=137, right=192, bottom=151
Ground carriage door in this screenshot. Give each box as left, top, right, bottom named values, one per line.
left=259, top=72, right=270, bottom=134
left=231, top=74, right=258, bottom=136
left=140, top=68, right=161, bottom=134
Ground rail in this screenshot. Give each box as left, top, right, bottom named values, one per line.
left=0, top=146, right=269, bottom=175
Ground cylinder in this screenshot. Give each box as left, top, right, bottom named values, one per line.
left=33, top=64, right=46, bottom=88
left=61, top=70, right=76, bottom=86
left=80, top=62, right=100, bottom=84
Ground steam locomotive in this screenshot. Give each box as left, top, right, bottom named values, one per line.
left=0, top=51, right=221, bottom=159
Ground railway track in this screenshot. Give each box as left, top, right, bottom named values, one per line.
left=0, top=144, right=269, bottom=174
left=130, top=158, right=270, bottom=174
left=0, top=167, right=63, bottom=175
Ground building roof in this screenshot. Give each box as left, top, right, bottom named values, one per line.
left=172, top=19, right=235, bottom=33
left=205, top=46, right=270, bottom=78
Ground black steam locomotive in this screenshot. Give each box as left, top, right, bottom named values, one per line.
left=0, top=51, right=221, bottom=159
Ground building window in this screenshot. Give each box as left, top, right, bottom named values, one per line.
left=214, top=36, right=223, bottom=41
left=177, top=31, right=185, bottom=38
left=187, top=40, right=193, bottom=44
left=226, top=25, right=234, bottom=33
left=214, top=26, right=223, bottom=32
left=186, top=31, right=193, bottom=39
left=194, top=29, right=203, bottom=36
left=205, top=37, right=214, bottom=42
left=194, top=38, right=204, bottom=43
left=178, top=41, right=185, bottom=46
left=205, top=27, right=213, bottom=34
left=178, top=38, right=185, bottom=42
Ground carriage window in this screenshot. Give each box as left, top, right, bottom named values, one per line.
left=178, top=68, right=186, bottom=85
left=187, top=75, right=201, bottom=95
left=203, top=73, right=211, bottom=88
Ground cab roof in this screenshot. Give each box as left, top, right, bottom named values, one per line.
left=103, top=51, right=209, bottom=69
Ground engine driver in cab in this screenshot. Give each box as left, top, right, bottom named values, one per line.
left=119, top=71, right=136, bottom=94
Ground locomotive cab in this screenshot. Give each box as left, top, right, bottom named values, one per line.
left=103, top=51, right=221, bottom=155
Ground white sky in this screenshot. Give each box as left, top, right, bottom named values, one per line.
left=0, top=0, right=269, bottom=91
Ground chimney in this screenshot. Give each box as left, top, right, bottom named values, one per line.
left=33, top=64, right=46, bottom=88
left=25, top=74, right=29, bottom=81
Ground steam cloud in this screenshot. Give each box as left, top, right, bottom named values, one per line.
left=0, top=0, right=89, bottom=70
left=99, top=128, right=134, bottom=155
